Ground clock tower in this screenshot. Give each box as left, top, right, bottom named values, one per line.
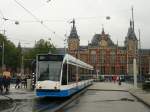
left=68, top=19, right=80, bottom=56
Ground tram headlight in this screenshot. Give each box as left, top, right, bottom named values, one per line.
left=37, top=84, right=42, bottom=89
left=39, top=86, right=42, bottom=89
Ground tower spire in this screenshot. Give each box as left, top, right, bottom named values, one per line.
left=68, top=19, right=79, bottom=39
left=131, top=6, right=134, bottom=31
left=73, top=18, right=75, bottom=28
left=102, top=24, right=105, bottom=34
left=130, top=19, right=132, bottom=28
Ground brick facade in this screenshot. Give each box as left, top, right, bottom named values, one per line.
left=67, top=20, right=150, bottom=76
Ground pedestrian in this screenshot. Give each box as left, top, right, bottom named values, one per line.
left=21, top=75, right=27, bottom=88
left=21, top=75, right=25, bottom=88
left=113, top=75, right=116, bottom=83
left=118, top=77, right=121, bottom=85
left=24, top=75, right=28, bottom=88
left=3, top=69, right=11, bottom=94
left=0, top=73, right=3, bottom=94
left=15, top=73, right=21, bottom=89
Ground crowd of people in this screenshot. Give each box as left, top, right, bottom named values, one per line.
left=0, top=68, right=35, bottom=94
left=98, top=75, right=122, bottom=85
left=15, top=73, right=29, bottom=89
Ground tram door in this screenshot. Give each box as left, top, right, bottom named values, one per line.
left=61, top=64, right=67, bottom=85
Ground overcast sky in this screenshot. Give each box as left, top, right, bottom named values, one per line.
left=0, top=0, right=150, bottom=48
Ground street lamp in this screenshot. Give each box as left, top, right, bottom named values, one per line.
left=0, top=41, right=5, bottom=71
left=64, top=33, right=68, bottom=54
left=106, top=16, right=111, bottom=20
left=133, top=39, right=138, bottom=88
left=20, top=42, right=30, bottom=75
left=2, top=41, right=4, bottom=70
left=99, top=16, right=111, bottom=77
left=148, top=57, right=150, bottom=75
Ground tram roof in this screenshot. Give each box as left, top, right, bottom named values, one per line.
left=63, top=54, right=93, bottom=70
left=37, top=53, right=93, bottom=70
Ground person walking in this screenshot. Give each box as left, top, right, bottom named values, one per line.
left=24, top=75, right=28, bottom=88
left=0, top=74, right=3, bottom=94
left=118, top=76, right=122, bottom=85
left=3, top=69, right=11, bottom=94
left=15, top=73, right=21, bottom=89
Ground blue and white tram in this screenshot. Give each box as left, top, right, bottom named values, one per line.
left=35, top=53, right=93, bottom=97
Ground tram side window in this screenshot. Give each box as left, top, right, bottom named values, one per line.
left=62, top=64, right=67, bottom=85
left=78, top=67, right=92, bottom=81
left=68, top=64, right=76, bottom=83
left=79, top=67, right=84, bottom=81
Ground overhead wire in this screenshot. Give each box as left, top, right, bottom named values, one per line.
left=13, top=0, right=65, bottom=41
left=1, top=1, right=111, bottom=47
left=13, top=0, right=40, bottom=23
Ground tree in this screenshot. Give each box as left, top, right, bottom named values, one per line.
left=0, top=33, right=18, bottom=72
left=0, top=35, right=57, bottom=73
left=24, top=39, right=56, bottom=72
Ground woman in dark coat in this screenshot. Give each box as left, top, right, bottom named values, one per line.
left=3, top=75, right=11, bottom=94
left=0, top=74, right=3, bottom=93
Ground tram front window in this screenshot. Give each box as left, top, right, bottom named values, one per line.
left=38, top=61, right=62, bottom=81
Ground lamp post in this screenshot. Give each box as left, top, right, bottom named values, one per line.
left=0, top=30, right=6, bottom=71
left=21, top=52, right=24, bottom=75
left=99, top=16, right=111, bottom=77
left=20, top=43, right=30, bottom=75
left=133, top=58, right=137, bottom=88
left=76, top=49, right=79, bottom=83
left=148, top=57, right=150, bottom=75
left=133, top=38, right=138, bottom=88
left=64, top=38, right=67, bottom=54
left=2, top=41, right=4, bottom=71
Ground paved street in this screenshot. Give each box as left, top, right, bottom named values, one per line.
left=0, top=82, right=150, bottom=112
left=0, top=84, right=35, bottom=100
left=89, top=82, right=150, bottom=106
left=88, top=82, right=133, bottom=91
left=63, top=90, right=150, bottom=112
left=63, top=82, right=150, bottom=112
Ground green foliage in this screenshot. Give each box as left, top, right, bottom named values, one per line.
left=24, top=39, right=56, bottom=70
left=0, top=33, right=18, bottom=71
left=0, top=34, right=56, bottom=72
left=25, top=39, right=56, bottom=59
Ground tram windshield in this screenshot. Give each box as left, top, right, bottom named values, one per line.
left=38, top=61, right=62, bottom=81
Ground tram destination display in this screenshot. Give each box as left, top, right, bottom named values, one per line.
left=38, top=54, right=64, bottom=61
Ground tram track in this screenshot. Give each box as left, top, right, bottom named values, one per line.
left=1, top=86, right=149, bottom=112
left=1, top=94, right=13, bottom=101
left=35, top=87, right=88, bottom=112
left=0, top=87, right=88, bottom=112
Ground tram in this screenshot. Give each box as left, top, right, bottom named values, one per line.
left=35, top=53, right=93, bottom=97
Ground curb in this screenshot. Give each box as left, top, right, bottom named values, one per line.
left=87, top=88, right=128, bottom=92
left=129, top=91, right=150, bottom=108
left=88, top=88, right=150, bottom=108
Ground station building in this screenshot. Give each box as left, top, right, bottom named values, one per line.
left=66, top=19, right=150, bottom=76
